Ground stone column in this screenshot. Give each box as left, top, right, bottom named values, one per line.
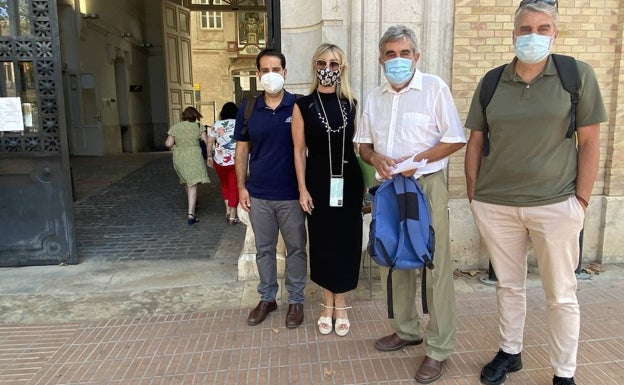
left=237, top=208, right=287, bottom=280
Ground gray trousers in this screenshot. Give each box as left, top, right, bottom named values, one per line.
left=249, top=198, right=307, bottom=304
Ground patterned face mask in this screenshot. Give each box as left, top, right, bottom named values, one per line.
left=316, top=67, right=341, bottom=87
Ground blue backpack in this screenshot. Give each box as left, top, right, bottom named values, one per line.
left=368, top=174, right=435, bottom=318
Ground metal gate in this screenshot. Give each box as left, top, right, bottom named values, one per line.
left=0, top=0, right=76, bottom=266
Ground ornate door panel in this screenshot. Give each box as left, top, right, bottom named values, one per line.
left=0, top=0, right=76, bottom=266
left=163, top=1, right=194, bottom=124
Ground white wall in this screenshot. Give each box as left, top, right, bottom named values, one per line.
left=281, top=0, right=455, bottom=106
left=276, top=0, right=489, bottom=268
left=63, top=0, right=157, bottom=153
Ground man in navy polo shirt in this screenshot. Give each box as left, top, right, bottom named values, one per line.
left=234, top=48, right=307, bottom=329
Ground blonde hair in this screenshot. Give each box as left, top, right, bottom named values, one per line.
left=309, top=43, right=355, bottom=107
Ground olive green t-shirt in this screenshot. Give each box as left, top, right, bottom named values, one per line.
left=465, top=56, right=608, bottom=207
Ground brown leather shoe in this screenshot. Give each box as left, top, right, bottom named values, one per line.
left=285, top=303, right=304, bottom=328
left=415, top=356, right=446, bottom=384
left=247, top=300, right=277, bottom=326
left=374, top=333, right=424, bottom=352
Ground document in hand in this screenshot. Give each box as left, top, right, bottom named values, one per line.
left=375, top=157, right=428, bottom=181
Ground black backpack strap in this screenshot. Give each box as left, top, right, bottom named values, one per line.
left=479, top=64, right=506, bottom=156
left=386, top=267, right=396, bottom=319
left=240, top=96, right=259, bottom=137
left=551, top=54, right=579, bottom=139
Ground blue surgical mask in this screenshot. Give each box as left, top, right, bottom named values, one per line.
left=384, top=58, right=414, bottom=85
left=515, top=33, right=552, bottom=64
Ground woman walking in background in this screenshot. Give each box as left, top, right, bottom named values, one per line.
left=207, top=102, right=240, bottom=225
left=292, top=43, right=364, bottom=336
left=165, top=106, right=210, bottom=225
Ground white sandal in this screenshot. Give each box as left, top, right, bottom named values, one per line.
left=318, top=304, right=333, bottom=335
left=334, top=306, right=352, bottom=337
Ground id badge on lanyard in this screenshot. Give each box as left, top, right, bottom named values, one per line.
left=329, top=177, right=344, bottom=207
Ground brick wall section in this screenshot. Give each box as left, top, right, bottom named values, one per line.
left=605, top=1, right=624, bottom=196
left=450, top=0, right=623, bottom=198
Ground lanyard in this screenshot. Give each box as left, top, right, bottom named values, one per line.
left=314, top=90, right=347, bottom=178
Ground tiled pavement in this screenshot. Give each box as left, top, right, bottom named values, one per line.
left=1, top=153, right=623, bottom=385
left=2, top=278, right=623, bottom=385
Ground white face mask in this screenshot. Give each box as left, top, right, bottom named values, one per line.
left=260, top=72, right=285, bottom=94
left=515, top=33, right=553, bottom=64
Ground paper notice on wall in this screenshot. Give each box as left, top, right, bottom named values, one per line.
left=0, top=97, right=25, bottom=132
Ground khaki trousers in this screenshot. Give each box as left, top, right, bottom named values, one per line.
left=379, top=170, right=457, bottom=361
left=471, top=197, right=585, bottom=378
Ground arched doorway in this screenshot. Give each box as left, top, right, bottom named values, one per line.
left=186, top=0, right=279, bottom=120
left=0, top=0, right=282, bottom=267
left=232, top=68, right=260, bottom=104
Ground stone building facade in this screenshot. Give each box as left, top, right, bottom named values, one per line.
left=64, top=0, right=624, bottom=269
left=240, top=1, right=623, bottom=269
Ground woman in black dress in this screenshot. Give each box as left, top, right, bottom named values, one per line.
left=292, top=43, right=364, bottom=336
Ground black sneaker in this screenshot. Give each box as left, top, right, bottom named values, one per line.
left=480, top=349, right=523, bottom=385
left=553, top=376, right=576, bottom=385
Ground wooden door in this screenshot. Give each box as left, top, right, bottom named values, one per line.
left=163, top=1, right=194, bottom=125
left=68, top=73, right=103, bottom=156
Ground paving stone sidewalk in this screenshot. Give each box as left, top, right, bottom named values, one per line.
left=74, top=154, right=244, bottom=262
left=1, top=154, right=622, bottom=385
left=1, top=275, right=623, bottom=385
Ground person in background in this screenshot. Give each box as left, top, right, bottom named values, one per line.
left=165, top=106, right=210, bottom=226
left=464, top=2, right=607, bottom=385
left=234, top=48, right=307, bottom=329
left=355, top=25, right=465, bottom=383
left=292, top=43, right=363, bottom=337
left=207, top=102, right=240, bottom=225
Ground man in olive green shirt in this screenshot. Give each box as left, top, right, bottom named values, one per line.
left=464, top=2, right=607, bottom=385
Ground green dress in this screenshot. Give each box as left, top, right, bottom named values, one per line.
left=168, top=121, right=210, bottom=186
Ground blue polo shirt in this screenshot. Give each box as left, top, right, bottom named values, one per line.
left=234, top=91, right=299, bottom=200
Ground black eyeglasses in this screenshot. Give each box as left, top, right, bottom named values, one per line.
left=518, top=0, right=558, bottom=8
left=315, top=59, right=341, bottom=71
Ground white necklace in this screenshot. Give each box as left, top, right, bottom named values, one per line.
left=316, top=90, right=348, bottom=133
left=313, top=90, right=347, bottom=178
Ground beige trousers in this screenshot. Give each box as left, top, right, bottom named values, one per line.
left=379, top=171, right=457, bottom=361
left=471, top=196, right=585, bottom=378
